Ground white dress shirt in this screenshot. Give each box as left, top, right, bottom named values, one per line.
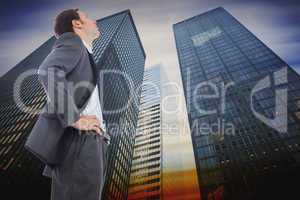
left=81, top=40, right=110, bottom=143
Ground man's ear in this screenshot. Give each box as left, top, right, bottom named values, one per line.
left=72, top=19, right=82, bottom=29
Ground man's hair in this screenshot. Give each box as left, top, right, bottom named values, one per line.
left=54, top=8, right=80, bottom=38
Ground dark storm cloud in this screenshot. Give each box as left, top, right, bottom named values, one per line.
left=0, top=0, right=77, bottom=76
left=0, top=0, right=59, bottom=31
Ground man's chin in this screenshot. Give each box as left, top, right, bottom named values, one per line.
left=94, top=32, right=100, bottom=39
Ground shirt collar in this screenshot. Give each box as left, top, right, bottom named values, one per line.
left=82, top=39, right=93, bottom=54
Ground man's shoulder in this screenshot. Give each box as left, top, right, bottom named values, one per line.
left=39, top=42, right=85, bottom=71
left=50, top=42, right=85, bottom=60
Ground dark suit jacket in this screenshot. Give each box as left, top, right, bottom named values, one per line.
left=25, top=32, right=100, bottom=166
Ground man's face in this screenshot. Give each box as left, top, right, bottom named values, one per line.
left=77, top=10, right=100, bottom=40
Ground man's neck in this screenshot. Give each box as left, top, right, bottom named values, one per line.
left=75, top=32, right=93, bottom=53
left=82, top=39, right=93, bottom=54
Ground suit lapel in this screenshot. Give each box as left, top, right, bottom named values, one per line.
left=85, top=48, right=104, bottom=111
left=86, top=49, right=99, bottom=85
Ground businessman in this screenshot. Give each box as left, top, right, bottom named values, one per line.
left=25, top=8, right=110, bottom=200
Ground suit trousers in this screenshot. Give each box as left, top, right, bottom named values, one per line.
left=49, top=127, right=108, bottom=200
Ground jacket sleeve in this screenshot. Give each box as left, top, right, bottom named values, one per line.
left=37, top=44, right=84, bottom=128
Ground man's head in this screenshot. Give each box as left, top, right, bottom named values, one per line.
left=54, top=8, right=100, bottom=42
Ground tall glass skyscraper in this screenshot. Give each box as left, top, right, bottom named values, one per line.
left=174, top=7, right=300, bottom=200
left=128, top=66, right=162, bottom=200
left=0, top=10, right=145, bottom=200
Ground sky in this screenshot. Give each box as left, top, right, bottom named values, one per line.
left=1, top=0, right=300, bottom=80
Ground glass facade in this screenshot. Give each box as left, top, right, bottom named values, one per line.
left=0, top=37, right=55, bottom=198
left=128, top=66, right=162, bottom=200
left=0, top=10, right=145, bottom=200
left=98, top=10, right=146, bottom=200
left=174, top=7, right=300, bottom=200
